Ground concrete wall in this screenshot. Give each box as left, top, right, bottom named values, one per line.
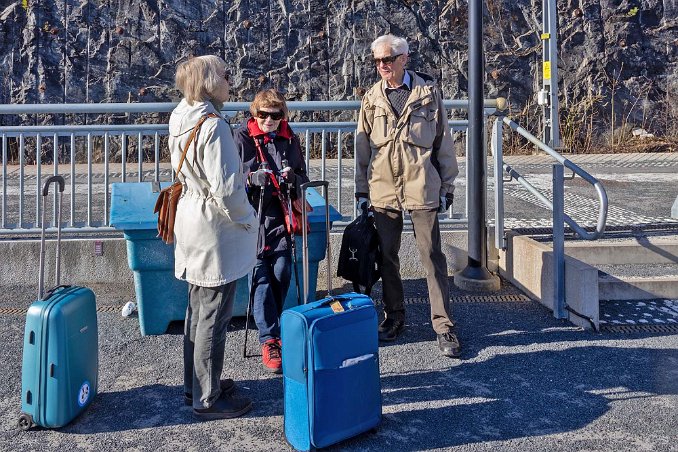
left=0, top=238, right=133, bottom=288
left=1, top=230, right=471, bottom=291
left=498, top=232, right=600, bottom=330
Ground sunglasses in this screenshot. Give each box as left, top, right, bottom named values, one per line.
left=256, top=111, right=284, bottom=120
left=373, top=54, right=402, bottom=65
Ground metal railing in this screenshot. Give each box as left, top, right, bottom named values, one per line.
left=0, top=100, right=504, bottom=235
left=491, top=114, right=608, bottom=321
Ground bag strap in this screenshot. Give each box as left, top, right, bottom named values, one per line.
left=176, top=113, right=219, bottom=179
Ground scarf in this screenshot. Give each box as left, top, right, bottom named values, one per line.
left=246, top=117, right=293, bottom=144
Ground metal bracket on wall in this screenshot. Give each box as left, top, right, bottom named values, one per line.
left=94, top=240, right=103, bottom=256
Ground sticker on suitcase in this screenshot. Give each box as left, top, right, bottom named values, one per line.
left=78, top=381, right=91, bottom=407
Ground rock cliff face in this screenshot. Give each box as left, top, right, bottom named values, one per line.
left=1, top=0, right=677, bottom=140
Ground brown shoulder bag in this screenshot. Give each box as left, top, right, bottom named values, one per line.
left=154, top=113, right=218, bottom=244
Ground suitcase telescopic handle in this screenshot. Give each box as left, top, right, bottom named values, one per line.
left=38, top=176, right=65, bottom=301
left=42, top=175, right=65, bottom=196
left=300, top=181, right=331, bottom=304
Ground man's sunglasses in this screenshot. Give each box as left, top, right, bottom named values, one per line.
left=373, top=54, right=402, bottom=65
left=256, top=111, right=284, bottom=120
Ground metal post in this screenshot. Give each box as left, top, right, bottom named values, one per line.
left=454, top=0, right=500, bottom=291
left=491, top=117, right=505, bottom=251
left=538, top=0, right=561, bottom=148
left=552, top=164, right=566, bottom=318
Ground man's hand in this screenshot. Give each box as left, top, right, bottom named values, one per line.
left=438, top=193, right=454, bottom=213
left=280, top=166, right=296, bottom=184
left=357, top=197, right=370, bottom=213
left=248, top=168, right=272, bottom=187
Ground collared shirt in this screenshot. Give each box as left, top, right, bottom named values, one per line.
left=384, top=71, right=412, bottom=117
left=383, top=71, right=412, bottom=93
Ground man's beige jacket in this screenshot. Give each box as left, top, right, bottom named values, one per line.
left=355, top=70, right=459, bottom=211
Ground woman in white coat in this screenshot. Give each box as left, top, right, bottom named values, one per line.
left=169, top=55, right=257, bottom=420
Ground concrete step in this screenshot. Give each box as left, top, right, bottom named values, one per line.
left=597, top=263, right=678, bottom=278
left=564, top=235, right=678, bottom=265
left=598, top=273, right=678, bottom=301
left=496, top=231, right=678, bottom=330
left=565, top=236, right=678, bottom=301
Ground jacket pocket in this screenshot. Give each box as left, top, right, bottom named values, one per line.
left=403, top=107, right=437, bottom=149
left=369, top=109, right=392, bottom=148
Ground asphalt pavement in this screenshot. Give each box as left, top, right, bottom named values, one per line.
left=0, top=280, right=676, bottom=451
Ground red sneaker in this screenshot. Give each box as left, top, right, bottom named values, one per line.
left=262, top=339, right=282, bottom=374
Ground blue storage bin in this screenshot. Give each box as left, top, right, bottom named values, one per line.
left=110, top=182, right=340, bottom=335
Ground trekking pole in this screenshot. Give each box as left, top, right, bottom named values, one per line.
left=282, top=159, right=302, bottom=306
left=243, top=162, right=269, bottom=358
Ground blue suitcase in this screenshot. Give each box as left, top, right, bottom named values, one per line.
left=18, top=176, right=99, bottom=430
left=281, top=181, right=381, bottom=450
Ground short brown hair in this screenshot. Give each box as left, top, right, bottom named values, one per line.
left=175, top=55, right=225, bottom=105
left=249, top=89, right=289, bottom=120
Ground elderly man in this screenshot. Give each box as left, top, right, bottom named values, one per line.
left=355, top=34, right=461, bottom=358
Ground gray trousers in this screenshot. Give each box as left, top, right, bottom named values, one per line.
left=373, top=207, right=454, bottom=334
left=183, top=281, right=236, bottom=409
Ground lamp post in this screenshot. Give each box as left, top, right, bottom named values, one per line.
left=454, top=0, right=500, bottom=292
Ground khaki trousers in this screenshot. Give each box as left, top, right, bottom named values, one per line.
left=373, top=207, right=454, bottom=334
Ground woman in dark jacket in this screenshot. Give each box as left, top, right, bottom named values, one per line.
left=233, top=89, right=309, bottom=373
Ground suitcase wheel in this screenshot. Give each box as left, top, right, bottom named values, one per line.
left=18, top=413, right=33, bottom=431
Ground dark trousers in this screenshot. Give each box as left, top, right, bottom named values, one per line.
left=373, top=207, right=454, bottom=334
left=183, top=281, right=236, bottom=409
left=252, top=249, right=292, bottom=344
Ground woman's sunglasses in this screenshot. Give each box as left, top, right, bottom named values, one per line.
left=373, top=54, right=402, bottom=65
left=256, top=111, right=284, bottom=120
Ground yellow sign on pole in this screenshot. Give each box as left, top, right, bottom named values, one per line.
left=543, top=61, right=551, bottom=80
left=22, top=0, right=28, bottom=9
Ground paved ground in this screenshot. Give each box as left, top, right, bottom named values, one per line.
left=1, top=153, right=677, bottom=450
left=1, top=280, right=677, bottom=451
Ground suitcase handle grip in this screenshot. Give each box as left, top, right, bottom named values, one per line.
left=43, top=284, right=72, bottom=300
left=300, top=181, right=328, bottom=190
left=312, top=295, right=356, bottom=310
left=42, top=175, right=65, bottom=196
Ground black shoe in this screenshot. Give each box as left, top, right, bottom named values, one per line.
left=184, top=379, right=236, bottom=406
left=437, top=332, right=461, bottom=358
left=378, top=318, right=405, bottom=342
left=193, top=393, right=253, bottom=420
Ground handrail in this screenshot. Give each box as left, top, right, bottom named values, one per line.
left=1, top=98, right=507, bottom=235
left=0, top=98, right=507, bottom=115
left=0, top=120, right=471, bottom=136
left=501, top=116, right=608, bottom=240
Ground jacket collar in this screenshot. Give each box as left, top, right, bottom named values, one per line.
left=246, top=117, right=293, bottom=144
left=169, top=100, right=222, bottom=136
left=371, top=71, right=435, bottom=119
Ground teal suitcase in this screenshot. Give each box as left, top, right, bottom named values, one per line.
left=18, top=176, right=99, bottom=430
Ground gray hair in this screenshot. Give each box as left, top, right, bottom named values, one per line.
left=175, top=55, right=226, bottom=105
left=370, top=34, right=409, bottom=55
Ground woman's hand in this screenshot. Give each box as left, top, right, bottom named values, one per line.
left=249, top=168, right=272, bottom=186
